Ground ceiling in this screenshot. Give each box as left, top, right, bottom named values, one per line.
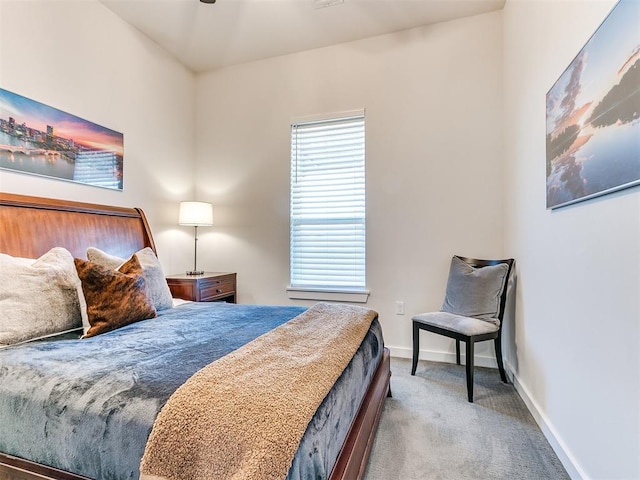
left=99, top=0, right=505, bottom=73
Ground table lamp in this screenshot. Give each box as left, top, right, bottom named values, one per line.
left=178, top=201, right=213, bottom=275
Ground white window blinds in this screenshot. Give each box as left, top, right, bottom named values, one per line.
left=290, top=112, right=366, bottom=291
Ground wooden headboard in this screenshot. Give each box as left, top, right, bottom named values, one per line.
left=0, top=192, right=155, bottom=260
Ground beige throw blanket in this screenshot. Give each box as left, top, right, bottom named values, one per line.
left=139, top=302, right=378, bottom=480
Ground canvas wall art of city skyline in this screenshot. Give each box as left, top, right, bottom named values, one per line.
left=0, top=88, right=124, bottom=190
left=545, top=0, right=639, bottom=209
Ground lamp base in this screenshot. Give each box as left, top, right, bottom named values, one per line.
left=185, top=270, right=205, bottom=276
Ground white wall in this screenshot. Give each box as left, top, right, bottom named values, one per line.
left=194, top=12, right=505, bottom=362
left=503, top=1, right=640, bottom=479
left=0, top=0, right=196, bottom=274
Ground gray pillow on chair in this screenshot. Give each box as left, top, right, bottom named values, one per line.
left=441, top=256, right=509, bottom=325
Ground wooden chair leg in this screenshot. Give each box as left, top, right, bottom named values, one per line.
left=455, top=339, right=461, bottom=365
left=465, top=340, right=474, bottom=402
left=495, top=337, right=508, bottom=383
left=411, top=322, right=419, bottom=375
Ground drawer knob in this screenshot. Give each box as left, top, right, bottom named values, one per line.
left=216, top=289, right=223, bottom=293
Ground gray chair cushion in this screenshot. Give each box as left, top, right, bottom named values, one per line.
left=441, top=257, right=509, bottom=326
left=412, top=312, right=499, bottom=337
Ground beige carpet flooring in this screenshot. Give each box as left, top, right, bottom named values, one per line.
left=363, top=357, right=570, bottom=480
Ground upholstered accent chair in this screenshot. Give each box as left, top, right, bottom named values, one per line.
left=411, top=256, right=515, bottom=402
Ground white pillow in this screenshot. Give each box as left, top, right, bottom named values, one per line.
left=86, top=247, right=173, bottom=312
left=172, top=298, right=191, bottom=308
left=0, top=248, right=84, bottom=347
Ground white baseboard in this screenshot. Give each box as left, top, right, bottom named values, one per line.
left=505, top=361, right=588, bottom=480
left=389, top=345, right=499, bottom=369
left=387, top=346, right=586, bottom=480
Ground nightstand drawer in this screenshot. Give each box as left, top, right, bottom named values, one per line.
left=166, top=272, right=237, bottom=303
left=200, top=281, right=235, bottom=301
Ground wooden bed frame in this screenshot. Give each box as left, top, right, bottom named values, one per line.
left=0, top=192, right=391, bottom=480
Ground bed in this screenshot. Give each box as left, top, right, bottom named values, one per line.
left=0, top=192, right=391, bottom=480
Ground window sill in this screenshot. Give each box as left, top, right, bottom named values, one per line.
left=286, top=287, right=370, bottom=303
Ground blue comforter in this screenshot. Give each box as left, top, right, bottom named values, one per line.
left=0, top=302, right=383, bottom=480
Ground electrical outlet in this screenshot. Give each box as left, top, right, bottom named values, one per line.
left=395, top=301, right=405, bottom=315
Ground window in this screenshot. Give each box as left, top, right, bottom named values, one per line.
left=289, top=110, right=367, bottom=301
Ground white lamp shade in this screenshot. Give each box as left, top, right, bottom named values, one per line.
left=178, top=201, right=213, bottom=226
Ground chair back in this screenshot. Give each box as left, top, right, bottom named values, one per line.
left=454, top=256, right=515, bottom=330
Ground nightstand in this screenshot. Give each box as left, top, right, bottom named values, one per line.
left=166, top=272, right=237, bottom=303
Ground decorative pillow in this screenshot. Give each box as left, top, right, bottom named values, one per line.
left=75, top=255, right=157, bottom=338
left=441, top=256, right=509, bottom=325
left=86, top=247, right=173, bottom=312
left=0, top=248, right=84, bottom=347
